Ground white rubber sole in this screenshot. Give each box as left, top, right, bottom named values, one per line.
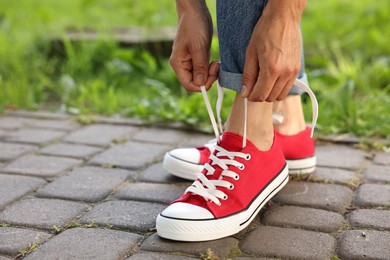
left=287, top=156, right=316, bottom=175
left=163, top=153, right=203, bottom=180
left=156, top=165, right=289, bottom=241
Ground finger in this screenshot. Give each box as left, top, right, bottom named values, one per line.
left=248, top=69, right=277, bottom=102
left=266, top=76, right=287, bottom=102
left=192, top=48, right=209, bottom=86
left=241, top=50, right=259, bottom=98
left=276, top=77, right=296, bottom=101
left=204, top=61, right=220, bottom=90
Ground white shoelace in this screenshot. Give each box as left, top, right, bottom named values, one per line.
left=186, top=79, right=318, bottom=206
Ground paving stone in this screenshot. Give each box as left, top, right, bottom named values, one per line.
left=0, top=256, right=12, bottom=259
left=40, top=143, right=102, bottom=159
left=0, top=117, right=30, bottom=130
left=316, top=145, right=366, bottom=170
left=180, top=133, right=214, bottom=147
left=89, top=142, right=170, bottom=169
left=2, top=129, right=65, bottom=144
left=363, top=164, right=390, bottom=183
left=27, top=119, right=80, bottom=131
left=114, top=183, right=186, bottom=204
left=374, top=152, right=390, bottom=165
left=348, top=209, right=390, bottom=230
left=0, top=198, right=89, bottom=230
left=0, top=142, right=36, bottom=161
left=36, top=166, right=133, bottom=202
left=24, top=228, right=142, bottom=260
left=127, top=252, right=197, bottom=260
left=132, top=127, right=187, bottom=145
left=353, top=183, right=390, bottom=207
left=94, top=116, right=144, bottom=126
left=140, top=233, right=238, bottom=259
left=311, top=167, right=359, bottom=186
left=337, top=230, right=390, bottom=260
left=80, top=200, right=165, bottom=232
left=64, top=124, right=138, bottom=146
left=137, top=163, right=191, bottom=184
left=262, top=205, right=345, bottom=233
left=0, top=227, right=51, bottom=256
left=0, top=129, right=7, bottom=137
left=233, top=258, right=274, bottom=260
left=0, top=174, right=46, bottom=209
left=7, top=110, right=69, bottom=120
left=1, top=155, right=81, bottom=177
left=273, top=181, right=353, bottom=213
left=241, top=226, right=335, bottom=259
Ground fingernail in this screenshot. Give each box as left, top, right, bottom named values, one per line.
left=195, top=75, right=204, bottom=85
left=241, top=85, right=248, bottom=97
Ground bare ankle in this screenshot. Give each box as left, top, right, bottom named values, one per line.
left=273, top=95, right=306, bottom=135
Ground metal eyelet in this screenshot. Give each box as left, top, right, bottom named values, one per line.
left=229, top=184, right=234, bottom=190
left=223, top=195, right=228, bottom=200
left=245, top=154, right=251, bottom=160
left=234, top=174, right=240, bottom=180
left=238, top=164, right=245, bottom=170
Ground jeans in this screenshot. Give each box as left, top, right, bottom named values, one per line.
left=216, top=0, right=307, bottom=95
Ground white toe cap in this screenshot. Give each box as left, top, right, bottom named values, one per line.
left=161, top=202, right=214, bottom=219
left=168, top=148, right=201, bottom=164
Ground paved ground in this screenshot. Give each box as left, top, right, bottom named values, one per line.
left=0, top=110, right=389, bottom=260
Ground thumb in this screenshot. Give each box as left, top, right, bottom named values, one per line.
left=241, top=53, right=259, bottom=98
left=192, top=50, right=209, bottom=86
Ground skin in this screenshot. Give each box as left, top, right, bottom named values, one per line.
left=171, top=0, right=307, bottom=149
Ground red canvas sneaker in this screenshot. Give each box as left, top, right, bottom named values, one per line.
left=156, top=132, right=288, bottom=241
left=275, top=126, right=315, bottom=174
left=163, top=127, right=315, bottom=179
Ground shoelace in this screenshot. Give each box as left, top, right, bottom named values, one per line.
left=185, top=79, right=318, bottom=206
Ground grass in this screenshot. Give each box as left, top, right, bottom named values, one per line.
left=0, top=0, right=389, bottom=139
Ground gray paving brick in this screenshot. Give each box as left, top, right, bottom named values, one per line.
left=80, top=200, right=165, bottom=232
left=241, top=226, right=335, bottom=259
left=0, top=117, right=30, bottom=130
left=0, top=198, right=89, bottom=230
left=348, top=209, right=390, bottom=231
left=132, top=128, right=187, bottom=145
left=363, top=164, right=390, bottom=183
left=0, top=142, right=36, bottom=161
left=24, top=228, right=142, bottom=260
left=36, top=166, right=133, bottom=202
left=311, top=167, right=359, bottom=186
left=353, top=183, right=390, bottom=207
left=262, top=205, right=345, bottom=233
left=0, top=227, right=51, bottom=256
left=2, top=129, right=65, bottom=145
left=0, top=256, right=12, bottom=259
left=40, top=143, right=102, bottom=159
left=137, top=163, right=191, bottom=184
left=180, top=133, right=214, bottom=147
left=232, top=257, right=274, bottom=260
left=316, top=145, right=366, bottom=170
left=94, top=116, right=144, bottom=126
left=140, top=233, right=238, bottom=259
left=64, top=124, right=138, bottom=146
left=27, top=119, right=80, bottom=131
left=1, top=155, right=81, bottom=177
left=8, top=110, right=70, bottom=120
left=337, top=230, right=390, bottom=260
left=374, top=152, right=390, bottom=165
left=0, top=174, right=46, bottom=209
left=273, top=181, right=353, bottom=213
left=127, top=252, right=197, bottom=260
left=0, top=129, right=7, bottom=137
left=114, top=183, right=186, bottom=204
left=89, top=142, right=170, bottom=169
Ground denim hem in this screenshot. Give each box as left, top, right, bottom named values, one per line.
left=219, top=69, right=308, bottom=96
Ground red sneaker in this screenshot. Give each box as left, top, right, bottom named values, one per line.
left=275, top=126, right=316, bottom=174
left=163, top=127, right=315, bottom=179
left=156, top=132, right=288, bottom=241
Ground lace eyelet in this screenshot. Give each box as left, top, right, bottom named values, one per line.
left=223, top=195, right=228, bottom=200
left=245, top=154, right=251, bottom=160
left=238, top=164, right=245, bottom=170
left=229, top=184, right=234, bottom=190
left=234, top=174, right=240, bottom=180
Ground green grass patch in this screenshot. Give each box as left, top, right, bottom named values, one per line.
left=0, top=0, right=389, bottom=139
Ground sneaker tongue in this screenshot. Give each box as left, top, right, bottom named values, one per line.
left=219, top=132, right=244, bottom=152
